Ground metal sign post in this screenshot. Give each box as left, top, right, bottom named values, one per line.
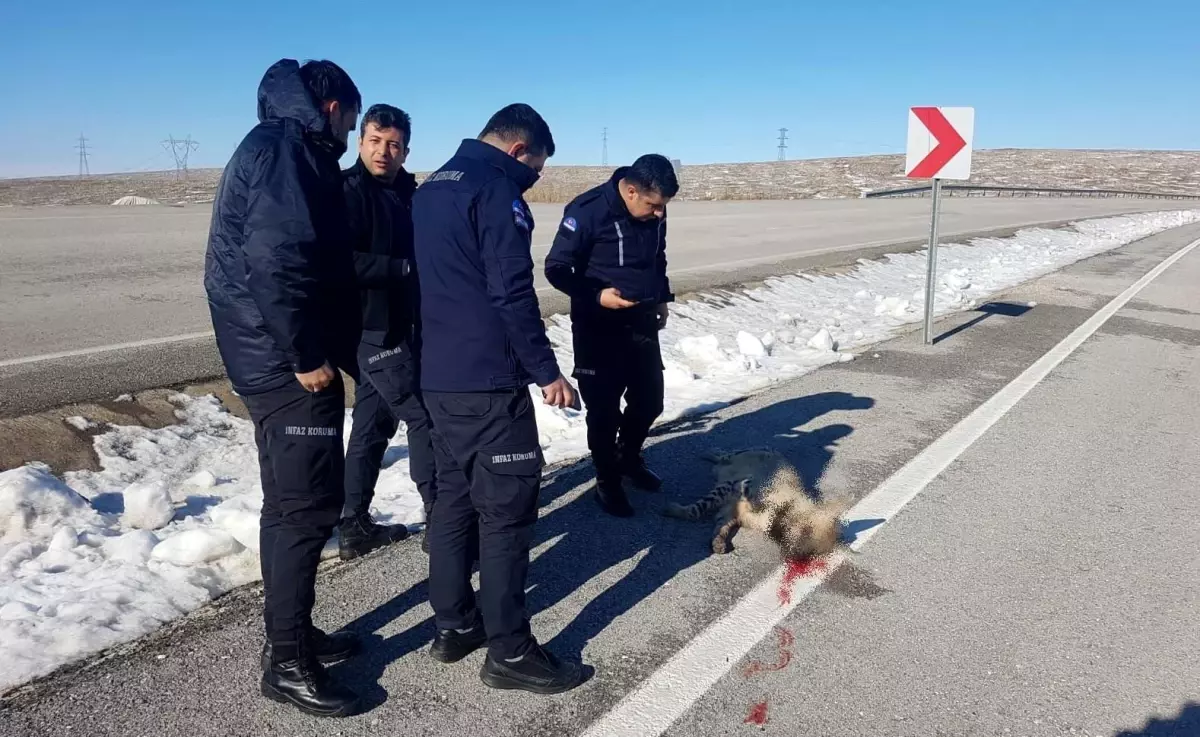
left=922, top=178, right=943, bottom=344
left=904, top=106, right=974, bottom=345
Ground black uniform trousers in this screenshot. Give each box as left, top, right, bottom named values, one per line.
left=424, top=388, right=544, bottom=660
left=242, top=375, right=347, bottom=646
left=344, top=340, right=438, bottom=519
left=572, top=308, right=665, bottom=478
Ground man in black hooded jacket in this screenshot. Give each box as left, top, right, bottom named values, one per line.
left=203, top=57, right=364, bottom=717
left=339, top=103, right=440, bottom=560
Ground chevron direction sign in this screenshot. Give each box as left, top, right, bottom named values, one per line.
left=905, top=106, right=974, bottom=180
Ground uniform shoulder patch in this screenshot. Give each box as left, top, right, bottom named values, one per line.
left=512, top=199, right=530, bottom=230
left=561, top=216, right=577, bottom=232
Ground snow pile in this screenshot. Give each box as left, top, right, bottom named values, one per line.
left=110, top=196, right=159, bottom=206
left=122, top=482, right=175, bottom=530
left=1, top=209, right=1197, bottom=693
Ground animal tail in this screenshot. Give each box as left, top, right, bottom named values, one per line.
left=661, top=481, right=743, bottom=521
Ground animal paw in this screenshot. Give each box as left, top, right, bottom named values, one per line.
left=711, top=537, right=732, bottom=555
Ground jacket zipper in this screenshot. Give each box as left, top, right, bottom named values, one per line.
left=615, top=222, right=625, bottom=266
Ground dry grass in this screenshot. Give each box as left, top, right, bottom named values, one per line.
left=2, top=149, right=1198, bottom=207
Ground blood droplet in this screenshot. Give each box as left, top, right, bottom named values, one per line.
left=777, top=557, right=828, bottom=605
left=744, top=701, right=769, bottom=726
left=742, top=627, right=795, bottom=677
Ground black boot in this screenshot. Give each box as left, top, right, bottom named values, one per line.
left=594, top=475, right=634, bottom=518
left=338, top=512, right=409, bottom=561
left=261, top=627, right=361, bottom=671
left=619, top=450, right=662, bottom=492
left=480, top=644, right=584, bottom=695
left=429, top=619, right=487, bottom=663
left=260, top=640, right=360, bottom=718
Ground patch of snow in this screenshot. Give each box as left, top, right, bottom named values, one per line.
left=110, top=196, right=159, bottom=206
left=1, top=208, right=1197, bottom=693
left=736, top=331, right=767, bottom=357
left=122, top=481, right=175, bottom=531
left=184, top=471, right=218, bottom=490
left=64, top=416, right=97, bottom=432
left=150, top=530, right=242, bottom=566
left=806, top=328, right=836, bottom=352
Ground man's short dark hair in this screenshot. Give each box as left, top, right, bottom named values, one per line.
left=479, top=103, right=555, bottom=158
left=298, top=59, right=362, bottom=112
left=625, top=154, right=680, bottom=199
left=361, top=103, right=412, bottom=145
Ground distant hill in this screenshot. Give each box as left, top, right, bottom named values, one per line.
left=2, top=149, right=1197, bottom=207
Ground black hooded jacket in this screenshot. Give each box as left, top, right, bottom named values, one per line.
left=203, top=58, right=360, bottom=395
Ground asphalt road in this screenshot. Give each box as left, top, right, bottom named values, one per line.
left=3, top=222, right=1195, bottom=736
left=0, top=197, right=1188, bottom=416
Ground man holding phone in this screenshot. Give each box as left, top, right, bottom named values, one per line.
left=545, top=154, right=679, bottom=518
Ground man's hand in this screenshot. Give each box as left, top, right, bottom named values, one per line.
left=600, top=287, right=637, bottom=310
left=540, top=375, right=577, bottom=409
left=295, top=362, right=336, bottom=393
left=657, top=303, right=670, bottom=330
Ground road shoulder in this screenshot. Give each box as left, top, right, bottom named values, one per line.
left=2, top=224, right=1198, bottom=737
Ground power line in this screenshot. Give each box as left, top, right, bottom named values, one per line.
left=602, top=127, right=608, bottom=167
left=161, top=134, right=199, bottom=178
left=75, top=134, right=91, bottom=178
left=777, top=127, right=789, bottom=162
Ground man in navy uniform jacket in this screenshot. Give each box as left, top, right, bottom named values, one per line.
left=411, top=103, right=583, bottom=695
left=545, top=154, right=679, bottom=517
left=203, top=58, right=365, bottom=717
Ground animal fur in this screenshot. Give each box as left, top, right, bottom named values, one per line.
left=665, top=448, right=849, bottom=558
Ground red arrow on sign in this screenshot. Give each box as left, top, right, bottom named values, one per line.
left=908, top=107, right=967, bottom=178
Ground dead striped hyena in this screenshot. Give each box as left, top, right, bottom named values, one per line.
left=663, top=448, right=849, bottom=558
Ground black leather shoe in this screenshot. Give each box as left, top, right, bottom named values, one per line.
left=480, top=644, right=584, bottom=695
left=595, top=477, right=634, bottom=517
left=339, top=512, right=409, bottom=561
left=261, top=627, right=360, bottom=671
left=619, top=453, right=663, bottom=492
left=260, top=643, right=360, bottom=717
left=429, top=621, right=487, bottom=663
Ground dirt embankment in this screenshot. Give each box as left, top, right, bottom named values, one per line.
left=3, top=149, right=1198, bottom=207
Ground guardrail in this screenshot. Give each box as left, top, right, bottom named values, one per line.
left=862, top=184, right=1200, bottom=200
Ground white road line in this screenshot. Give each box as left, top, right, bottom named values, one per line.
left=581, top=235, right=1200, bottom=737
left=0, top=331, right=214, bottom=368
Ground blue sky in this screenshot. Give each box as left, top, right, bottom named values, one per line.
left=1, top=0, right=1197, bottom=178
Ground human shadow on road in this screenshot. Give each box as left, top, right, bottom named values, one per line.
left=531, top=390, right=874, bottom=660
left=1112, top=702, right=1200, bottom=737
left=335, top=390, right=874, bottom=711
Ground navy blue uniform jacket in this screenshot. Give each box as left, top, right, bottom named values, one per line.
left=411, top=139, right=561, bottom=392
left=343, top=158, right=419, bottom=350
left=544, top=167, right=673, bottom=321
left=203, top=58, right=359, bottom=395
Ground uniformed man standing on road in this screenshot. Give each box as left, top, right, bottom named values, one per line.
left=340, top=103, right=440, bottom=559
left=411, top=103, right=584, bottom=694
left=545, top=154, right=679, bottom=517
left=204, top=58, right=365, bottom=716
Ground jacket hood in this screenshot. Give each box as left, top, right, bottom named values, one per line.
left=256, top=58, right=330, bottom=137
